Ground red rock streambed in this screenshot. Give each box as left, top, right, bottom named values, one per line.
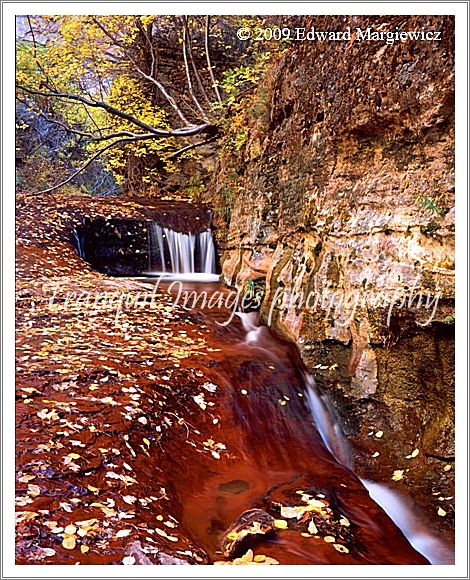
left=131, top=280, right=429, bottom=565
left=15, top=233, right=431, bottom=565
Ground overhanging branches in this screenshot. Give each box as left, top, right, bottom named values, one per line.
left=16, top=85, right=218, bottom=195
left=16, top=85, right=213, bottom=137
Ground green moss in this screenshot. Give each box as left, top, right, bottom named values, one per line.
left=416, top=195, right=446, bottom=217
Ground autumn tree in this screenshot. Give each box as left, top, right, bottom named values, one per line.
left=16, top=15, right=275, bottom=195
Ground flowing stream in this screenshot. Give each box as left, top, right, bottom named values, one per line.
left=235, top=312, right=453, bottom=564
left=70, top=218, right=453, bottom=565
left=72, top=220, right=452, bottom=565
left=147, top=280, right=454, bottom=565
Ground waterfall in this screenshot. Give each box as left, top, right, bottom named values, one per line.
left=303, top=373, right=353, bottom=469
left=304, top=373, right=453, bottom=564
left=236, top=312, right=453, bottom=565
left=147, top=223, right=217, bottom=276
left=360, top=479, right=454, bottom=564
left=148, top=223, right=166, bottom=273
left=71, top=226, right=85, bottom=259
left=199, top=230, right=216, bottom=274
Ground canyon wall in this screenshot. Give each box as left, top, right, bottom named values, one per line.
left=214, top=15, right=455, bottom=532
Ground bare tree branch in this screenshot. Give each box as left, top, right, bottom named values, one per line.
left=31, top=133, right=159, bottom=195
left=17, top=84, right=159, bottom=133
left=181, top=16, right=210, bottom=122
left=205, top=16, right=223, bottom=104
left=133, top=63, right=192, bottom=127
left=90, top=16, right=191, bottom=126
left=16, top=84, right=213, bottom=137
left=16, top=97, right=143, bottom=141
left=135, top=17, right=156, bottom=79
left=182, top=16, right=209, bottom=121
left=168, top=136, right=217, bottom=159
left=26, top=16, right=54, bottom=89
left=183, top=16, right=212, bottom=107
left=32, top=129, right=219, bottom=195
left=80, top=103, right=105, bottom=137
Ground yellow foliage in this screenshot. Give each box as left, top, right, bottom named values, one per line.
left=17, top=16, right=197, bottom=191
left=97, top=74, right=180, bottom=187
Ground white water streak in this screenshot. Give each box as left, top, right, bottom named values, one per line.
left=361, top=479, right=454, bottom=564
left=237, top=312, right=453, bottom=565
left=148, top=224, right=216, bottom=275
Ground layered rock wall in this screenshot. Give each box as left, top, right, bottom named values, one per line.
left=216, top=15, right=455, bottom=530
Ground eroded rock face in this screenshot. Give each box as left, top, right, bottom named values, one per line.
left=215, top=15, right=454, bottom=535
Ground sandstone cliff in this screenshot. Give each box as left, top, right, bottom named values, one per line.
left=214, top=15, right=455, bottom=534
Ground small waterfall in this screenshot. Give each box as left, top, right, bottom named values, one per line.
left=148, top=223, right=166, bottom=272
left=71, top=226, right=85, bottom=259
left=360, top=479, right=454, bottom=564
left=147, top=223, right=217, bottom=276
left=237, top=312, right=264, bottom=344
left=304, top=374, right=353, bottom=468
left=199, top=230, right=216, bottom=274
left=304, top=375, right=453, bottom=564
left=238, top=313, right=351, bottom=468
left=236, top=312, right=452, bottom=564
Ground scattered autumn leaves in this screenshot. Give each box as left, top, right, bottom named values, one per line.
left=15, top=193, right=228, bottom=565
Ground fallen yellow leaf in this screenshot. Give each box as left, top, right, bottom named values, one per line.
left=307, top=520, right=318, bottom=535
left=391, top=469, right=404, bottom=481
left=273, top=519, right=288, bottom=529
left=64, top=524, right=77, bottom=535
left=405, top=448, right=420, bottom=459
left=27, top=484, right=41, bottom=497
left=62, top=536, right=76, bottom=550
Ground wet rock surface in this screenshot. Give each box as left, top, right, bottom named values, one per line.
left=221, top=508, right=275, bottom=558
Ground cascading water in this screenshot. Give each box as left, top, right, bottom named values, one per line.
left=304, top=373, right=354, bottom=469
left=360, top=479, right=455, bottom=564
left=305, top=373, right=453, bottom=564
left=147, top=222, right=217, bottom=280
left=148, top=222, right=166, bottom=273
left=236, top=310, right=453, bottom=565
left=71, top=226, right=85, bottom=259
left=199, top=230, right=217, bottom=274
